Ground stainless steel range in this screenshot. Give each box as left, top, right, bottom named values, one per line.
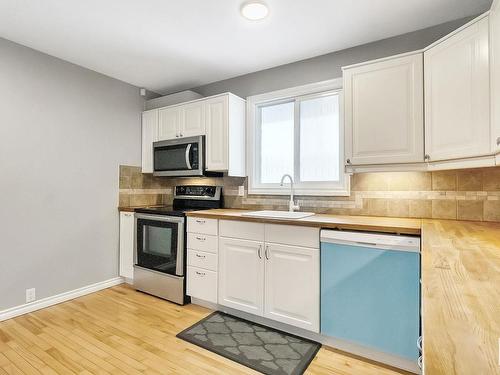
left=133, top=185, right=222, bottom=305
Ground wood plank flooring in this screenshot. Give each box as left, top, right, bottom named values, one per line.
left=0, top=285, right=408, bottom=374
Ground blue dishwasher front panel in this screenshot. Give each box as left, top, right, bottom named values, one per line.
left=320, top=241, right=420, bottom=361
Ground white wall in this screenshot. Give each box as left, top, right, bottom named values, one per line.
left=0, top=38, right=144, bottom=310
left=192, top=16, right=474, bottom=98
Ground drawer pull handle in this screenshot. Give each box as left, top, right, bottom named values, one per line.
left=195, top=271, right=206, bottom=276
left=258, top=245, right=262, bottom=259
left=196, top=219, right=206, bottom=224
left=417, top=336, right=422, bottom=351
left=265, top=245, right=270, bottom=260
left=417, top=356, right=422, bottom=369
left=196, top=236, right=206, bottom=241
left=195, top=254, right=206, bottom=259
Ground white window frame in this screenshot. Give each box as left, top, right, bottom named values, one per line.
left=246, top=78, right=349, bottom=196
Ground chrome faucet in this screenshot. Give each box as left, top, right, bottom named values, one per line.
left=280, top=174, right=300, bottom=212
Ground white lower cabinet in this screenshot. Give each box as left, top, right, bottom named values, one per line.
left=187, top=266, right=217, bottom=303
left=217, top=220, right=320, bottom=333
left=119, top=212, right=135, bottom=280
left=186, top=218, right=219, bottom=303
left=264, top=244, right=320, bottom=332
left=218, top=237, right=265, bottom=315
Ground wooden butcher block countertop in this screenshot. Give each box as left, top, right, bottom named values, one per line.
left=421, top=219, right=500, bottom=375
left=185, top=208, right=422, bottom=235
left=185, top=209, right=500, bottom=375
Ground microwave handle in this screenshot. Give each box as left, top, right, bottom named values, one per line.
left=185, top=144, right=192, bottom=170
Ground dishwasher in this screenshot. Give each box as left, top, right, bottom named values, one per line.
left=320, top=229, right=421, bottom=370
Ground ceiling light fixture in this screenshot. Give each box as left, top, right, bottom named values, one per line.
left=241, top=1, right=269, bottom=21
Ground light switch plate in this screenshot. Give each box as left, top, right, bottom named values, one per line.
left=238, top=186, right=245, bottom=196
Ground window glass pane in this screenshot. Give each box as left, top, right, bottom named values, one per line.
left=299, top=94, right=340, bottom=182
left=260, top=102, right=294, bottom=183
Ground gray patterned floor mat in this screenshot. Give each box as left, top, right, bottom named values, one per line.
left=177, top=311, right=321, bottom=375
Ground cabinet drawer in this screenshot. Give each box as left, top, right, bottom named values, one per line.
left=188, top=250, right=217, bottom=271
left=219, top=220, right=264, bottom=241
left=187, top=233, right=218, bottom=253
left=265, top=224, right=319, bottom=248
left=187, top=217, right=218, bottom=235
left=187, top=266, right=217, bottom=303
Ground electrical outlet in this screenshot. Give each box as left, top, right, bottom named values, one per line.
left=26, top=288, right=36, bottom=303
left=238, top=186, right=245, bottom=197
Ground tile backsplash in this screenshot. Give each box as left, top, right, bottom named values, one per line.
left=119, top=165, right=500, bottom=222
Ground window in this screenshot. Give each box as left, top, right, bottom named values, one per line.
left=247, top=79, right=348, bottom=196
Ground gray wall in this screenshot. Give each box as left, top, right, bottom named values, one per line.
left=192, top=17, right=474, bottom=98
left=0, top=38, right=144, bottom=311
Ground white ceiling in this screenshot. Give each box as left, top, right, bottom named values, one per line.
left=0, top=0, right=492, bottom=94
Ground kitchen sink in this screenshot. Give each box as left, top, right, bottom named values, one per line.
left=241, top=210, right=315, bottom=219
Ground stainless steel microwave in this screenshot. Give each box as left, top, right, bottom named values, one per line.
left=153, top=136, right=204, bottom=177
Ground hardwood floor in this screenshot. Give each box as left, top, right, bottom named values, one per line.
left=0, top=285, right=408, bottom=374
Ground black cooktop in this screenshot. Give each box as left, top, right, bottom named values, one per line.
left=134, top=206, right=202, bottom=217
left=134, top=186, right=223, bottom=216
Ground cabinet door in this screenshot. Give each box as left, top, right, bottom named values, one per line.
left=119, top=212, right=135, bottom=280
left=491, top=1, right=500, bottom=154
left=141, top=110, right=158, bottom=173
left=205, top=95, right=229, bottom=171
left=219, top=237, right=264, bottom=316
left=181, top=101, right=205, bottom=138
left=344, top=53, right=424, bottom=165
left=424, top=17, right=490, bottom=161
left=158, top=106, right=180, bottom=140
left=264, top=244, right=319, bottom=332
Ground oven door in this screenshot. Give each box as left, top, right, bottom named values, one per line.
left=153, top=136, right=203, bottom=176
left=135, top=214, right=185, bottom=276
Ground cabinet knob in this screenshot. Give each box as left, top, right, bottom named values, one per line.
left=497, top=136, right=500, bottom=146
left=424, top=154, right=430, bottom=161
left=180, top=133, right=183, bottom=137
left=346, top=159, right=351, bottom=165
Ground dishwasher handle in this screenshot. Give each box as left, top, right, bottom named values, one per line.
left=320, top=230, right=420, bottom=253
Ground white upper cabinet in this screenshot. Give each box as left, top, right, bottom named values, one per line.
left=158, top=103, right=204, bottom=140
left=141, top=109, right=158, bottom=173
left=158, top=106, right=181, bottom=140
left=218, top=237, right=265, bottom=315
left=343, top=52, right=424, bottom=165
left=205, top=95, right=228, bottom=171
left=143, top=93, right=245, bottom=176
left=181, top=101, right=205, bottom=138
left=424, top=16, right=490, bottom=162
left=264, top=243, right=319, bottom=332
left=491, top=0, right=500, bottom=154
left=205, top=94, right=246, bottom=176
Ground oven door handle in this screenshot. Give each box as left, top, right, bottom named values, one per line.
left=135, top=213, right=184, bottom=223
left=175, top=221, right=185, bottom=276
left=185, top=143, right=192, bottom=170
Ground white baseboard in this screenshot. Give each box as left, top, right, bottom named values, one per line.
left=0, top=277, right=124, bottom=322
